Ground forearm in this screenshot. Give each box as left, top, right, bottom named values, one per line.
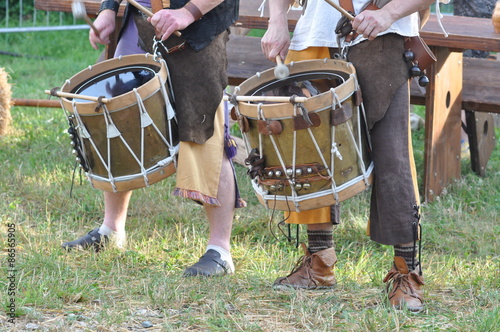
left=187, top=0, right=224, bottom=16
left=268, top=0, right=295, bottom=25
left=378, top=0, right=435, bottom=23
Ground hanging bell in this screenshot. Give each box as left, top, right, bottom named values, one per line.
left=404, top=50, right=414, bottom=62
left=418, top=75, right=430, bottom=87
left=411, top=65, right=422, bottom=77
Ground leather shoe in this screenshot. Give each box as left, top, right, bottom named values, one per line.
left=384, top=256, right=425, bottom=313
left=62, top=227, right=108, bottom=252
left=273, top=243, right=337, bottom=290
left=183, top=249, right=234, bottom=277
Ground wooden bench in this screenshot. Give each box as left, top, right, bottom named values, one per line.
left=226, top=35, right=499, bottom=178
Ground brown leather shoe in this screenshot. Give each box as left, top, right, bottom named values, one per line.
left=383, top=256, right=425, bottom=312
left=273, top=243, right=337, bottom=290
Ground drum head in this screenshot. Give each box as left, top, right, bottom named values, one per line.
left=72, top=65, right=156, bottom=102
left=247, top=71, right=348, bottom=101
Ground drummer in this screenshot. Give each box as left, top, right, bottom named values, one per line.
left=62, top=0, right=246, bottom=277
left=261, top=0, right=438, bottom=312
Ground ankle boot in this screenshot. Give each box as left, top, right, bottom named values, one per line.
left=273, top=243, right=337, bottom=290
left=384, top=256, right=425, bottom=312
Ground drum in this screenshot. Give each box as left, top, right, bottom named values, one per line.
left=231, top=58, right=373, bottom=211
left=59, top=54, right=179, bottom=192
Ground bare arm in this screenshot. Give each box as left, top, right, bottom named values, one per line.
left=353, top=0, right=436, bottom=40
left=89, top=1, right=124, bottom=50
left=261, top=0, right=295, bottom=61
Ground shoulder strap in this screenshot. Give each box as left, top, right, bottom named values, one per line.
left=339, top=0, right=355, bottom=14
left=151, top=0, right=171, bottom=12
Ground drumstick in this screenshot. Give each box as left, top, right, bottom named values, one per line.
left=324, top=0, right=355, bottom=21
left=274, top=55, right=290, bottom=79
left=72, top=0, right=101, bottom=37
left=44, top=90, right=110, bottom=103
left=125, top=0, right=182, bottom=37
left=223, top=95, right=308, bottom=103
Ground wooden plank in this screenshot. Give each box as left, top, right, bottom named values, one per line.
left=462, top=58, right=500, bottom=114
left=421, top=15, right=500, bottom=53
left=226, top=35, right=274, bottom=86
left=465, top=111, right=496, bottom=177
left=236, top=1, right=500, bottom=52
left=424, top=48, right=463, bottom=202
left=34, top=0, right=127, bottom=17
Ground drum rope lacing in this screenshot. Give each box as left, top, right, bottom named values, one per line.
left=258, top=103, right=301, bottom=211
left=229, top=60, right=374, bottom=211
left=67, top=61, right=179, bottom=191
left=351, top=73, right=371, bottom=187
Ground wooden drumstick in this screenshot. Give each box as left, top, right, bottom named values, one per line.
left=223, top=95, right=307, bottom=103
left=72, top=0, right=100, bottom=37
left=125, top=0, right=182, bottom=37
left=44, top=90, right=110, bottom=103
left=324, top=0, right=355, bottom=21
left=274, top=55, right=290, bottom=79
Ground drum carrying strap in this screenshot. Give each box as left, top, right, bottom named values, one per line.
left=151, top=0, right=171, bottom=12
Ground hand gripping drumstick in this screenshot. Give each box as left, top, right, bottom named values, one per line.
left=324, top=0, right=355, bottom=20
left=72, top=1, right=101, bottom=37
left=125, top=0, right=182, bottom=37
left=274, top=55, right=290, bottom=79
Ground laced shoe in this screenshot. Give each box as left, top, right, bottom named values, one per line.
left=61, top=227, right=109, bottom=252
left=273, top=243, right=337, bottom=290
left=383, top=256, right=425, bottom=313
left=183, top=249, right=234, bottom=277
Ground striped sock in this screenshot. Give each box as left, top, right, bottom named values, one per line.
left=394, top=244, right=418, bottom=270
left=307, top=230, right=333, bottom=254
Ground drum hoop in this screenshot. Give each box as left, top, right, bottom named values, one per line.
left=236, top=59, right=357, bottom=119
left=60, top=54, right=167, bottom=115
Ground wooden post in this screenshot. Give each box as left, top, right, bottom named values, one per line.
left=423, top=48, right=463, bottom=202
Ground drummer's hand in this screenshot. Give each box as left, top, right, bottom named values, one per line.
left=352, top=9, right=393, bottom=40
left=148, top=8, right=194, bottom=41
left=261, top=16, right=290, bottom=62
left=89, top=10, right=116, bottom=50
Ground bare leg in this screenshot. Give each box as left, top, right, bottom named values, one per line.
left=102, top=190, right=132, bottom=234
left=203, top=154, right=235, bottom=251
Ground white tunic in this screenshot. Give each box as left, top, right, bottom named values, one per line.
left=289, top=0, right=420, bottom=50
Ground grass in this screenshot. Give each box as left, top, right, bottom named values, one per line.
left=1, top=29, right=499, bottom=331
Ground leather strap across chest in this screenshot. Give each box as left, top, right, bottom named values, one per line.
left=337, top=0, right=379, bottom=41
left=151, top=0, right=171, bottom=12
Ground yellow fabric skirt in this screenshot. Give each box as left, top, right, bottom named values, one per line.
left=173, top=101, right=225, bottom=206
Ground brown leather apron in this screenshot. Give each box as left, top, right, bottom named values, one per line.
left=133, top=6, right=229, bottom=144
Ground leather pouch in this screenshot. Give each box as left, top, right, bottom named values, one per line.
left=404, top=35, right=436, bottom=71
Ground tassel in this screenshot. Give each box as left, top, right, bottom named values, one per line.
left=224, top=129, right=238, bottom=160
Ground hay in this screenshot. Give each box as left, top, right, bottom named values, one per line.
left=0, top=67, right=13, bottom=136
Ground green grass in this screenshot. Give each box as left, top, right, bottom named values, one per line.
left=1, top=29, right=499, bottom=331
